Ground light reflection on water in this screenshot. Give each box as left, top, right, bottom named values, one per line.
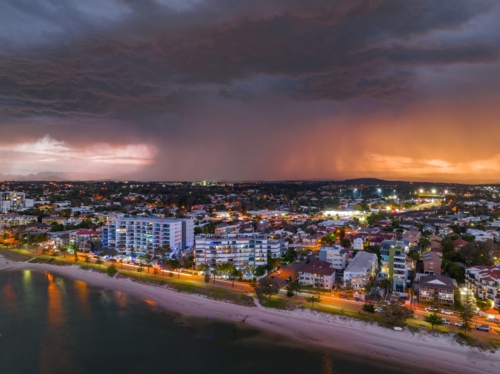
left=0, top=270, right=430, bottom=374
left=1, top=282, right=17, bottom=311
left=40, top=271, right=69, bottom=374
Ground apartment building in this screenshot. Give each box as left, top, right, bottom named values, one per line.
left=0, top=192, right=34, bottom=213
left=299, top=260, right=335, bottom=290
left=194, top=234, right=286, bottom=271
left=465, top=265, right=500, bottom=310
left=419, top=274, right=456, bottom=305
left=343, top=251, right=378, bottom=290
left=422, top=252, right=442, bottom=275
left=319, top=245, right=347, bottom=270
left=380, top=240, right=409, bottom=293
left=70, top=229, right=102, bottom=250
left=101, top=216, right=194, bottom=254
left=0, top=213, right=37, bottom=226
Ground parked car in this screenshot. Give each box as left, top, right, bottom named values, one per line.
left=441, top=309, right=453, bottom=315
left=476, top=325, right=491, bottom=332
left=339, top=294, right=348, bottom=299
left=353, top=297, right=361, bottom=302
left=454, top=322, right=463, bottom=327
left=441, top=319, right=451, bottom=324
left=425, top=307, right=438, bottom=312
left=375, top=308, right=383, bottom=313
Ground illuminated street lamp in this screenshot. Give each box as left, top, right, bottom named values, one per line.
left=432, top=189, right=436, bottom=194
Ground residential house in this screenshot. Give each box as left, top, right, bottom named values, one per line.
left=302, top=233, right=322, bottom=247
left=466, top=229, right=494, bottom=242
left=215, top=223, right=240, bottom=235
left=299, top=260, right=335, bottom=290
left=419, top=274, right=456, bottom=305
left=402, top=230, right=420, bottom=244
left=453, top=238, right=469, bottom=251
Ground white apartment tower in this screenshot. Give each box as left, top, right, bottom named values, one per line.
left=101, top=216, right=194, bottom=254
left=195, top=234, right=286, bottom=272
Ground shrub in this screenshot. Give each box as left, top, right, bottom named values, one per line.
left=106, top=265, right=118, bottom=277
left=362, top=303, right=375, bottom=313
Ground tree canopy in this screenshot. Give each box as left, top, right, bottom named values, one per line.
left=424, top=313, right=444, bottom=329
left=380, top=301, right=414, bottom=327
left=459, top=241, right=498, bottom=266
left=255, top=276, right=280, bottom=300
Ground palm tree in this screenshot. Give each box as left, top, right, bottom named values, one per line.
left=84, top=255, right=91, bottom=268
left=145, top=256, right=153, bottom=273
left=96, top=256, right=103, bottom=268
left=162, top=243, right=171, bottom=255
left=60, top=246, right=68, bottom=258
left=170, top=259, right=180, bottom=278
left=212, top=265, right=219, bottom=284
left=380, top=278, right=392, bottom=297
left=73, top=245, right=80, bottom=262
left=137, top=264, right=144, bottom=277
left=230, top=266, right=242, bottom=288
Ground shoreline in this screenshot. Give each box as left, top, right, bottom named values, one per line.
left=1, top=260, right=499, bottom=374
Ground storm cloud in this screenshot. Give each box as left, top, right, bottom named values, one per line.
left=0, top=0, right=499, bottom=181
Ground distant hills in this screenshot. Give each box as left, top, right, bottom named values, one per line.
left=1, top=173, right=500, bottom=185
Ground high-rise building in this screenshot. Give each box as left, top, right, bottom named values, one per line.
left=0, top=192, right=34, bottom=213
left=380, top=240, right=409, bottom=292
left=101, top=216, right=194, bottom=254
left=195, top=234, right=286, bottom=271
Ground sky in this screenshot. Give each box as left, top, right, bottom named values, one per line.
left=1, top=0, right=500, bottom=182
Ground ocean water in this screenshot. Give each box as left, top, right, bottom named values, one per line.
left=0, top=270, right=423, bottom=374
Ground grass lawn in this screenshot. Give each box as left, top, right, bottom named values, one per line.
left=307, top=303, right=375, bottom=322
left=261, top=298, right=295, bottom=310
left=116, top=268, right=256, bottom=307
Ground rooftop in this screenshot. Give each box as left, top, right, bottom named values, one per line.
left=344, top=251, right=377, bottom=273
left=300, top=260, right=336, bottom=276
left=419, top=274, right=456, bottom=291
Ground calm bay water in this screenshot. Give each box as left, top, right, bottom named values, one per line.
left=0, top=270, right=422, bottom=374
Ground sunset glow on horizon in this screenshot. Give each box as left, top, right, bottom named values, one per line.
left=1, top=0, right=500, bottom=182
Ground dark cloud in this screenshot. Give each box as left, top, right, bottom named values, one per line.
left=0, top=0, right=499, bottom=179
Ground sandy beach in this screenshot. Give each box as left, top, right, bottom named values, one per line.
left=1, top=259, right=499, bottom=374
